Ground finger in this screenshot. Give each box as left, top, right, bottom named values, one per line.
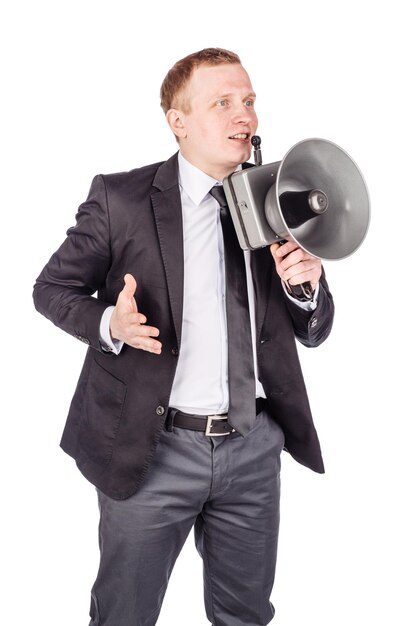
left=286, top=259, right=320, bottom=280
left=123, top=273, right=137, bottom=298
left=125, top=312, right=147, bottom=325
left=270, top=240, right=298, bottom=259
left=124, top=322, right=160, bottom=342
left=284, top=261, right=322, bottom=285
left=279, top=248, right=308, bottom=271
left=129, top=336, right=162, bottom=354
left=136, top=324, right=160, bottom=338
left=272, top=250, right=306, bottom=280
left=288, top=274, right=319, bottom=291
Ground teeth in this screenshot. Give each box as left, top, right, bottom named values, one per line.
left=230, top=133, right=248, bottom=139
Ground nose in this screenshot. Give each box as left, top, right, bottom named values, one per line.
left=231, top=102, right=256, bottom=126
left=231, top=105, right=251, bottom=123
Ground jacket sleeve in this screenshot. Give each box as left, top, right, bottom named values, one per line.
left=33, top=175, right=113, bottom=351
left=283, top=270, right=335, bottom=348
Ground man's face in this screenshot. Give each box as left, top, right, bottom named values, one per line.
left=169, top=63, right=258, bottom=180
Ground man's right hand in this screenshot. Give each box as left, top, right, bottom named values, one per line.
left=110, top=274, right=162, bottom=354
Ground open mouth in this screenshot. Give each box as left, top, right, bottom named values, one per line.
left=228, top=133, right=250, bottom=141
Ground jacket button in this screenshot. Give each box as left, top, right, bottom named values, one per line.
left=310, top=317, right=318, bottom=328
left=171, top=347, right=179, bottom=356
left=156, top=405, right=165, bottom=416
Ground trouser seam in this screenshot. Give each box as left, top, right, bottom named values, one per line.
left=203, top=524, right=218, bottom=626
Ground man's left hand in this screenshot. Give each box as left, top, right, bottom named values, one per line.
left=270, top=240, right=322, bottom=291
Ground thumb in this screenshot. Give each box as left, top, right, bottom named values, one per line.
left=123, top=273, right=137, bottom=298
left=116, top=273, right=138, bottom=313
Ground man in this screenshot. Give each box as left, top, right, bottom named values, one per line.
left=34, top=48, right=334, bottom=626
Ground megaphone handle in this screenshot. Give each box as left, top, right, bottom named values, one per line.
left=286, top=281, right=314, bottom=300
left=278, top=239, right=314, bottom=301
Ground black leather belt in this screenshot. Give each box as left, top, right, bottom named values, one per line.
left=165, top=397, right=266, bottom=437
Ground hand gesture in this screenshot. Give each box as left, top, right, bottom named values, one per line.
left=110, top=274, right=162, bottom=354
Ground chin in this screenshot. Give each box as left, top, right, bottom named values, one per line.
left=228, top=143, right=251, bottom=164
left=238, top=143, right=252, bottom=160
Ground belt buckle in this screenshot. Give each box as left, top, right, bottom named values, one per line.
left=205, top=414, right=233, bottom=437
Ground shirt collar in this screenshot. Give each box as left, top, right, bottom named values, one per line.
left=178, top=151, right=242, bottom=206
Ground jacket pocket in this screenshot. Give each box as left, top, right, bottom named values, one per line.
left=79, top=358, right=127, bottom=467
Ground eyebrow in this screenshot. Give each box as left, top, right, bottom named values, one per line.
left=215, top=92, right=257, bottom=99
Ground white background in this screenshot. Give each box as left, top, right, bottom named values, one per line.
left=1, top=1, right=416, bottom=624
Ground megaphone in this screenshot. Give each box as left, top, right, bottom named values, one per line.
left=223, top=137, right=370, bottom=298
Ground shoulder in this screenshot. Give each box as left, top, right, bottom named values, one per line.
left=101, top=160, right=165, bottom=192
left=96, top=153, right=178, bottom=204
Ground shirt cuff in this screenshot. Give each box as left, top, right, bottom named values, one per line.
left=283, top=282, right=319, bottom=311
left=99, top=306, right=124, bottom=354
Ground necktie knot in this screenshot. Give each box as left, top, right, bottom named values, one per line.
left=209, top=185, right=228, bottom=210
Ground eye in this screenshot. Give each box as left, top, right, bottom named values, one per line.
left=216, top=99, right=228, bottom=107
left=245, top=99, right=254, bottom=107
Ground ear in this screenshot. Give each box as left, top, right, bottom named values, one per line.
left=166, top=108, right=187, bottom=140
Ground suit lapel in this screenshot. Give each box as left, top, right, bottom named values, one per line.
left=151, top=153, right=184, bottom=346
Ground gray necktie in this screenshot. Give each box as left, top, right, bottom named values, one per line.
left=209, top=185, right=256, bottom=435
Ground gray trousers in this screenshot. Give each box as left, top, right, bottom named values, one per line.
left=88, top=409, right=285, bottom=626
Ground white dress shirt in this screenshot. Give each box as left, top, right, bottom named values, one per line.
left=100, top=152, right=318, bottom=415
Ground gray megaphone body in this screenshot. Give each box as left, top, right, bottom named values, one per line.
left=223, top=138, right=370, bottom=297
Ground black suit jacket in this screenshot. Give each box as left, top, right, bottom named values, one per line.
left=33, top=152, right=334, bottom=499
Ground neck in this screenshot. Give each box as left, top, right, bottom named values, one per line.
left=179, top=150, right=237, bottom=182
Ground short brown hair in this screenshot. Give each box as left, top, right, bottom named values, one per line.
left=160, top=47, right=241, bottom=115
